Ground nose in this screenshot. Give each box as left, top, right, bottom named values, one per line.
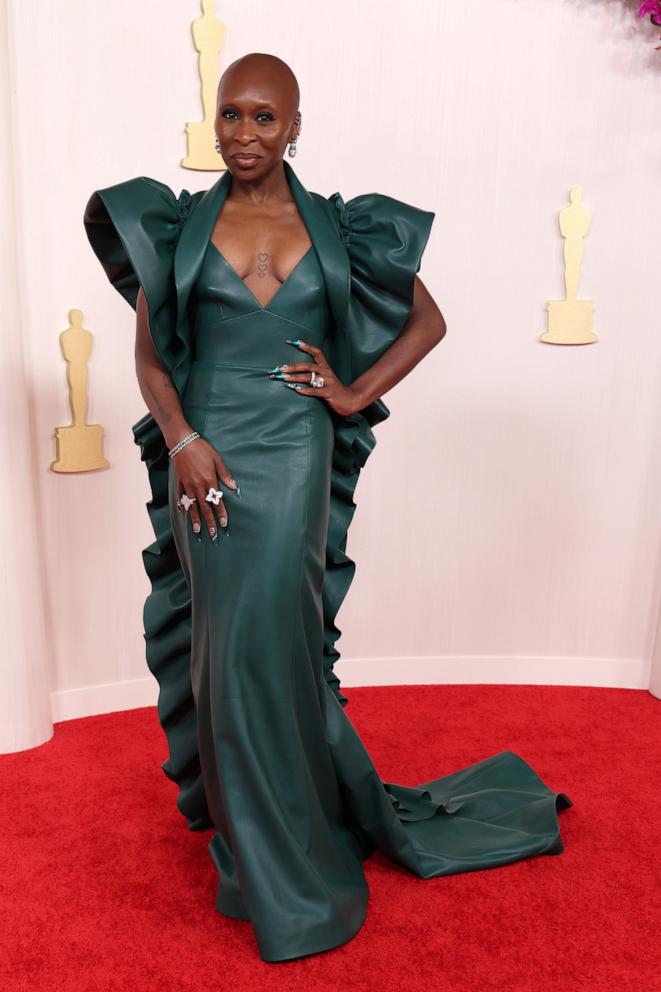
left=234, top=123, right=258, bottom=145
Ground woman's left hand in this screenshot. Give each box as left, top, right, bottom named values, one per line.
left=269, top=340, right=362, bottom=417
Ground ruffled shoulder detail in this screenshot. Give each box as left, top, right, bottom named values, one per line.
left=83, top=176, right=203, bottom=372
left=319, top=190, right=435, bottom=708
left=327, top=190, right=435, bottom=379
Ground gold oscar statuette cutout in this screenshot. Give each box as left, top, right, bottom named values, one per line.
left=182, top=0, right=226, bottom=171
left=51, top=308, right=109, bottom=473
left=540, top=186, right=598, bottom=346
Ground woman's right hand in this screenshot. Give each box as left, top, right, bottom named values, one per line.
left=171, top=436, right=238, bottom=540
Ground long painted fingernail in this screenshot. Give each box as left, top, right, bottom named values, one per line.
left=271, top=372, right=287, bottom=379
left=267, top=365, right=281, bottom=373
left=220, top=517, right=227, bottom=527
left=285, top=338, right=301, bottom=345
left=285, top=382, right=302, bottom=390
left=193, top=522, right=200, bottom=533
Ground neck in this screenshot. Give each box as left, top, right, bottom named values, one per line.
left=225, top=160, right=293, bottom=205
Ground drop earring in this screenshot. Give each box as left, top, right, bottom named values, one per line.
left=288, top=114, right=301, bottom=158
left=215, top=136, right=221, bottom=153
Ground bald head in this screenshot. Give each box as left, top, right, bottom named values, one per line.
left=218, top=52, right=299, bottom=119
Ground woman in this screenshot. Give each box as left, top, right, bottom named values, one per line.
left=84, top=53, right=573, bottom=963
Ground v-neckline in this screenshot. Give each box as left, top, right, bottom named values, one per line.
left=207, top=241, right=314, bottom=312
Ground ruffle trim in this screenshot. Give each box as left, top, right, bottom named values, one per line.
left=383, top=782, right=466, bottom=821
left=131, top=410, right=212, bottom=831
left=174, top=188, right=192, bottom=238
left=322, top=402, right=390, bottom=707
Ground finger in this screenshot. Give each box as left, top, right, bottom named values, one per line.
left=216, top=499, right=228, bottom=529
left=186, top=494, right=202, bottom=535
left=285, top=338, right=323, bottom=359
left=213, top=453, right=239, bottom=493
left=281, top=372, right=326, bottom=383
left=271, top=364, right=332, bottom=380
left=268, top=367, right=313, bottom=381
left=196, top=483, right=220, bottom=540
left=204, top=484, right=229, bottom=532
left=279, top=369, right=330, bottom=382
left=203, top=484, right=228, bottom=529
left=176, top=476, right=185, bottom=512
left=302, top=344, right=323, bottom=362
left=275, top=361, right=321, bottom=373
left=284, top=383, right=319, bottom=396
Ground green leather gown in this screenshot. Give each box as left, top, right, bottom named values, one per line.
left=83, top=161, right=573, bottom=962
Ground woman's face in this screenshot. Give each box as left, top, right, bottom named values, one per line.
left=215, top=77, right=299, bottom=178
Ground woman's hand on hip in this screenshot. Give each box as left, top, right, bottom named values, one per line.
left=171, top=437, right=238, bottom=540
left=268, top=340, right=364, bottom=417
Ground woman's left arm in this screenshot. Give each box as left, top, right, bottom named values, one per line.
left=277, top=275, right=446, bottom=416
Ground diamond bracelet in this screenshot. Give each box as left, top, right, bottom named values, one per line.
left=168, top=431, right=200, bottom=459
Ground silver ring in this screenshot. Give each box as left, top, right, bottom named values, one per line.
left=310, top=371, right=325, bottom=388
left=205, top=487, right=224, bottom=505
left=179, top=493, right=197, bottom=511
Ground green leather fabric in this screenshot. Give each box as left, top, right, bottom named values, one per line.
left=83, top=163, right=573, bottom=962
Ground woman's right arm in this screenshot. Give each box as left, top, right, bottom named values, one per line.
left=135, top=286, right=191, bottom=450
left=135, top=286, right=238, bottom=539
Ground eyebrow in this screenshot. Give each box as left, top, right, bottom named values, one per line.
left=219, top=101, right=277, bottom=110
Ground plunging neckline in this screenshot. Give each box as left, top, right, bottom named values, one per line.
left=207, top=240, right=314, bottom=312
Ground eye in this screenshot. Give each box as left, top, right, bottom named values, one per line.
left=220, top=109, right=275, bottom=123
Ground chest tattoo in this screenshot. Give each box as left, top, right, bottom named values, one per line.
left=256, top=251, right=269, bottom=280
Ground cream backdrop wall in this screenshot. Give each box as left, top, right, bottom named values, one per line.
left=3, top=0, right=661, bottom=754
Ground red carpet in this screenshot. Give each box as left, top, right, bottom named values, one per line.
left=2, top=684, right=659, bottom=991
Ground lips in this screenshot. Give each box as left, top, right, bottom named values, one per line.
left=233, top=154, right=260, bottom=161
